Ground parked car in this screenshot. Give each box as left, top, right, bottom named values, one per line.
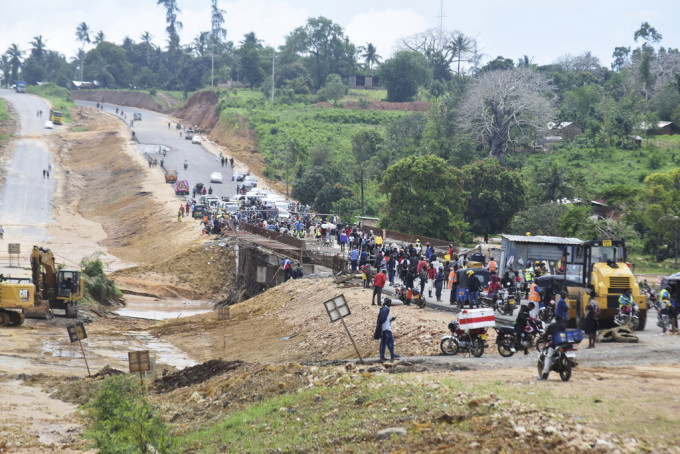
left=191, top=135, right=202, bottom=145
left=192, top=204, right=207, bottom=219
left=133, top=113, right=142, bottom=121
left=185, top=128, right=194, bottom=140
left=243, top=175, right=257, bottom=187
left=232, top=171, right=245, bottom=182
left=210, top=172, right=223, bottom=183
left=44, top=121, right=54, bottom=129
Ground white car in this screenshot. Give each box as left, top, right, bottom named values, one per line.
left=210, top=172, right=223, bottom=183
left=44, top=121, right=54, bottom=129
left=191, top=135, right=202, bottom=144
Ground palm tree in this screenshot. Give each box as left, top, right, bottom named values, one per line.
left=93, top=31, right=106, bottom=45
left=539, top=161, right=574, bottom=203
left=75, top=22, right=91, bottom=81
left=192, top=32, right=210, bottom=58
left=5, top=44, right=25, bottom=84
left=156, top=0, right=183, bottom=51
left=450, top=33, right=472, bottom=76
left=30, top=35, right=47, bottom=61
left=360, top=43, right=381, bottom=74
left=517, top=55, right=533, bottom=68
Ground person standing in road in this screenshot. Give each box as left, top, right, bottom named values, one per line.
left=434, top=266, right=445, bottom=302
left=372, top=270, right=386, bottom=306
left=585, top=291, right=600, bottom=348
left=373, top=298, right=399, bottom=362
left=555, top=292, right=569, bottom=322
left=349, top=246, right=359, bottom=272
left=467, top=270, right=481, bottom=308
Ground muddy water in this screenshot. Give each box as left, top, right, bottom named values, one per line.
left=114, top=295, right=212, bottom=320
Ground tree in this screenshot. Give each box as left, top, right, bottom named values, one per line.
left=400, top=28, right=474, bottom=78
left=282, top=17, right=355, bottom=89
left=156, top=0, right=183, bottom=51
left=462, top=159, right=527, bottom=239
left=316, top=73, right=346, bottom=106
left=643, top=167, right=680, bottom=262
left=352, top=129, right=382, bottom=216
left=75, top=22, right=91, bottom=81
left=314, top=183, right=354, bottom=214
left=292, top=166, right=342, bottom=205
left=237, top=32, right=264, bottom=87
left=4, top=44, right=24, bottom=83
left=379, top=51, right=432, bottom=102
left=379, top=155, right=469, bottom=241
left=30, top=36, right=47, bottom=61
left=611, top=46, right=630, bottom=71
left=192, top=32, right=210, bottom=58
left=478, top=56, right=514, bottom=73
left=459, top=68, right=554, bottom=160
left=449, top=33, right=472, bottom=76
left=509, top=203, right=569, bottom=237
left=93, top=31, right=106, bottom=45
left=210, top=0, right=227, bottom=86
left=538, top=161, right=574, bottom=203
left=360, top=43, right=381, bottom=73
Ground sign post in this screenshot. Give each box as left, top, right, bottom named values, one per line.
left=217, top=306, right=230, bottom=348
left=8, top=243, right=20, bottom=267
left=66, top=322, right=90, bottom=376
left=128, top=351, right=151, bottom=393
left=323, top=294, right=363, bottom=363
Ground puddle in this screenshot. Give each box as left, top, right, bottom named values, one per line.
left=123, top=331, right=197, bottom=369
left=114, top=296, right=212, bottom=320
left=137, top=143, right=170, bottom=155
left=40, top=341, right=81, bottom=358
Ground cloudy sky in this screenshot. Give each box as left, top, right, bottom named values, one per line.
left=2, top=0, right=679, bottom=69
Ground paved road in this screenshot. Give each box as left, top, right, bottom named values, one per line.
left=74, top=100, right=238, bottom=202
left=0, top=89, right=56, bottom=260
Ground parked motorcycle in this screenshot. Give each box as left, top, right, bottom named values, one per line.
left=495, top=317, right=545, bottom=357
left=496, top=289, right=517, bottom=316
left=394, top=285, right=425, bottom=308
left=614, top=304, right=640, bottom=331
left=440, top=320, right=488, bottom=357
left=646, top=288, right=659, bottom=311
left=537, top=330, right=582, bottom=382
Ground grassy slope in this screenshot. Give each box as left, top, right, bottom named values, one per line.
left=27, top=83, right=74, bottom=123
left=0, top=98, right=11, bottom=142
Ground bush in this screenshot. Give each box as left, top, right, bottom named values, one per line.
left=84, top=374, right=174, bottom=453
left=80, top=252, right=123, bottom=305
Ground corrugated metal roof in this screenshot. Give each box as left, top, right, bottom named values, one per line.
left=502, top=235, right=583, bottom=245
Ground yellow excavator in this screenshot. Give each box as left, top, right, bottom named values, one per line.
left=0, top=246, right=84, bottom=326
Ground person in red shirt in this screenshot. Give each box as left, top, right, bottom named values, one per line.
left=372, top=270, right=386, bottom=306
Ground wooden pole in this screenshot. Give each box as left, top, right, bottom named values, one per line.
left=78, top=339, right=91, bottom=377
left=340, top=317, right=364, bottom=364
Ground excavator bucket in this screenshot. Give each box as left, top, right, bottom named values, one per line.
left=23, top=300, right=53, bottom=320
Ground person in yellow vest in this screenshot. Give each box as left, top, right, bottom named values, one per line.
left=488, top=258, right=498, bottom=275
left=376, top=234, right=383, bottom=246
left=529, top=281, right=542, bottom=318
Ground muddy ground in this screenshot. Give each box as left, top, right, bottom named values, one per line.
left=1, top=104, right=679, bottom=453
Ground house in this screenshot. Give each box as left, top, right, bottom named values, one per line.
left=348, top=75, right=382, bottom=90
left=547, top=121, right=583, bottom=140
left=639, top=121, right=675, bottom=135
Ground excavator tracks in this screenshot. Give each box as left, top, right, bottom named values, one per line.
left=0, top=309, right=25, bottom=327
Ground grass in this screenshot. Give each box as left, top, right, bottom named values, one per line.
left=0, top=98, right=11, bottom=122
left=630, top=256, right=680, bottom=276
left=173, top=369, right=680, bottom=452
left=27, top=83, right=74, bottom=123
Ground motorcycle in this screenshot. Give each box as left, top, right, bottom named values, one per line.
left=614, top=304, right=640, bottom=331
left=495, top=317, right=545, bottom=357
left=537, top=330, right=582, bottom=382
left=440, top=320, right=488, bottom=357
left=496, top=288, right=517, bottom=316
left=394, top=284, right=425, bottom=308
left=538, top=300, right=555, bottom=323
left=646, top=288, right=659, bottom=311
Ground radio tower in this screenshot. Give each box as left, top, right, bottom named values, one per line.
left=437, top=0, right=447, bottom=35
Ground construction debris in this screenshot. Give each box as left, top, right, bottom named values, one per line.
left=598, top=326, right=638, bottom=343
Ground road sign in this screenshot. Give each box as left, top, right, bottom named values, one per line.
left=67, top=322, right=87, bottom=342
left=323, top=294, right=351, bottom=323
left=8, top=244, right=20, bottom=254
left=128, top=350, right=151, bottom=373
left=322, top=294, right=363, bottom=363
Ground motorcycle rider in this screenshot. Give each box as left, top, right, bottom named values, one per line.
left=467, top=270, right=481, bottom=308
left=511, top=302, right=535, bottom=354
left=184, top=160, right=188, bottom=170
left=659, top=286, right=677, bottom=332
left=538, top=315, right=567, bottom=381
left=618, top=289, right=636, bottom=317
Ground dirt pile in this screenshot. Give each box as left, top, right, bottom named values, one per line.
left=154, top=359, right=243, bottom=393
left=150, top=278, right=455, bottom=364
left=172, top=90, right=219, bottom=133
left=112, top=240, right=236, bottom=299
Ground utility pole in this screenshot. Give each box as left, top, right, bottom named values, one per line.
left=211, top=35, right=215, bottom=88
left=437, top=0, right=447, bottom=36
left=271, top=49, right=276, bottom=106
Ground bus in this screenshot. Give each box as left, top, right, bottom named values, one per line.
left=49, top=109, right=63, bottom=125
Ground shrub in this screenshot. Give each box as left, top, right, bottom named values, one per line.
left=84, top=374, right=174, bottom=453
left=80, top=252, right=123, bottom=305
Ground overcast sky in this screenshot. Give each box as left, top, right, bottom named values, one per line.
left=2, top=0, right=679, bottom=69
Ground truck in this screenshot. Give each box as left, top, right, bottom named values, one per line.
left=0, top=246, right=83, bottom=326
left=563, top=239, right=647, bottom=330
left=165, top=169, right=178, bottom=183
left=49, top=108, right=63, bottom=125
left=15, top=81, right=27, bottom=93
left=175, top=179, right=190, bottom=195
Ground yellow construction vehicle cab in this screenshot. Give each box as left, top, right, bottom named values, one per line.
left=0, top=276, right=34, bottom=326
left=566, top=239, right=647, bottom=330
left=30, top=246, right=83, bottom=318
